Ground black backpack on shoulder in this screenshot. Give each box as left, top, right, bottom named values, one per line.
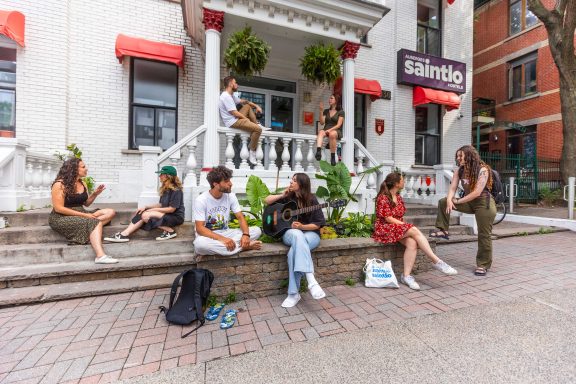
left=159, top=268, right=214, bottom=338
left=490, top=169, right=505, bottom=204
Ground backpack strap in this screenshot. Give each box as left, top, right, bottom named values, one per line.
left=159, top=270, right=188, bottom=313
left=181, top=270, right=208, bottom=338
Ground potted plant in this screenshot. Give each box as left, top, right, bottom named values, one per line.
left=224, top=26, right=270, bottom=77
left=299, top=42, right=341, bottom=85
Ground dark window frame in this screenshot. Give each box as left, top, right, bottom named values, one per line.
left=354, top=93, right=367, bottom=147
left=414, top=104, right=442, bottom=166
left=508, top=52, right=537, bottom=100
left=129, top=58, right=179, bottom=150
left=509, top=0, right=538, bottom=36
left=417, top=0, right=442, bottom=57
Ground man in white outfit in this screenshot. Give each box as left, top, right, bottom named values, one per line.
left=193, top=166, right=262, bottom=255
left=218, top=76, right=269, bottom=164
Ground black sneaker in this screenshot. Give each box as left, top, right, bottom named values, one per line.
left=315, top=148, right=322, bottom=161
left=104, top=232, right=129, bottom=243
left=156, top=231, right=177, bottom=241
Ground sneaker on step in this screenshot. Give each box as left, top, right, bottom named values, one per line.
left=281, top=293, right=301, bottom=308
left=156, top=231, right=177, bottom=241
left=401, top=275, right=421, bottom=290
left=248, top=150, right=257, bottom=164
left=104, top=232, right=129, bottom=243
left=433, top=260, right=458, bottom=275
left=258, top=123, right=272, bottom=131
left=95, top=255, right=119, bottom=264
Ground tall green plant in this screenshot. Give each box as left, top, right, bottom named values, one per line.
left=53, top=143, right=95, bottom=194
left=315, top=160, right=383, bottom=223
left=224, top=27, right=270, bottom=77
left=245, top=175, right=271, bottom=219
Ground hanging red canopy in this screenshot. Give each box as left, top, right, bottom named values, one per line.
left=448, top=0, right=456, bottom=4
left=115, top=34, right=185, bottom=67
left=413, top=86, right=461, bottom=111
left=334, top=77, right=382, bottom=101
left=0, top=10, right=25, bottom=47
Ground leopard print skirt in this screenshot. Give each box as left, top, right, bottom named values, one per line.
left=48, top=207, right=100, bottom=245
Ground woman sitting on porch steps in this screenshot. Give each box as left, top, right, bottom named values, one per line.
left=49, top=158, right=118, bottom=264
left=105, top=165, right=185, bottom=243
left=372, top=172, right=458, bottom=290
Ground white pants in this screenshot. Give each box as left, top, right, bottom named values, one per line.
left=193, top=227, right=262, bottom=256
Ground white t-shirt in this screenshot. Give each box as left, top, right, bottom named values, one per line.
left=193, top=191, right=241, bottom=231
left=219, top=91, right=241, bottom=128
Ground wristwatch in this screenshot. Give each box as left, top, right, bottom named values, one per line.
left=242, top=233, right=249, bottom=237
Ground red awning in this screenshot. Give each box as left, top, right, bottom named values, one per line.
left=115, top=34, right=185, bottom=67
left=413, top=86, right=461, bottom=111
left=334, top=77, right=382, bottom=101
left=448, top=0, right=456, bottom=4
left=0, top=10, right=25, bottom=47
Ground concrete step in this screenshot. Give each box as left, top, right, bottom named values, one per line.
left=0, top=236, right=194, bottom=266
left=404, top=204, right=444, bottom=216
left=0, top=223, right=194, bottom=245
left=0, top=254, right=196, bottom=290
left=405, top=215, right=459, bottom=228
left=0, top=273, right=178, bottom=307
left=0, top=203, right=138, bottom=227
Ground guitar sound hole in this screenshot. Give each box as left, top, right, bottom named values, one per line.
left=282, top=210, right=292, bottom=221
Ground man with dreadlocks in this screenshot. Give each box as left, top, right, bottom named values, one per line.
left=430, top=145, right=497, bottom=276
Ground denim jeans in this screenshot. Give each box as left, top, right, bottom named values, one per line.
left=282, top=229, right=321, bottom=295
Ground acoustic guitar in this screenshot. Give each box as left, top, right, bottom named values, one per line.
left=262, top=199, right=346, bottom=239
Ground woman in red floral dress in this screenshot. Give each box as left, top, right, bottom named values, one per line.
left=373, top=172, right=458, bottom=290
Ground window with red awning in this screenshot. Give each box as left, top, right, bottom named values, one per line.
left=0, top=10, right=25, bottom=47
left=115, top=34, right=185, bottom=67
left=334, top=77, right=382, bottom=101
left=413, top=86, right=461, bottom=111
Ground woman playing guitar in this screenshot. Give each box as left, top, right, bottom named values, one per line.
left=264, top=173, right=326, bottom=308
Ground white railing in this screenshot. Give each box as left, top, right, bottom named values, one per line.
left=25, top=152, right=61, bottom=208
left=402, top=165, right=455, bottom=205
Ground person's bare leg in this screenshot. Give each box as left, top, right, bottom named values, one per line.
left=328, top=131, right=338, bottom=153
left=399, top=237, right=417, bottom=277
left=90, top=222, right=106, bottom=259
left=93, top=208, right=115, bottom=225
left=316, top=130, right=327, bottom=148
left=405, top=227, right=440, bottom=263
left=158, top=226, right=175, bottom=233
left=245, top=240, right=262, bottom=250
left=120, top=220, right=144, bottom=236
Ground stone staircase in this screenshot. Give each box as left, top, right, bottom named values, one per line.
left=0, top=203, right=462, bottom=307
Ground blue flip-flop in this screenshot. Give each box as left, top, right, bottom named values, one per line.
left=205, top=303, right=225, bottom=321
left=220, top=309, right=237, bottom=329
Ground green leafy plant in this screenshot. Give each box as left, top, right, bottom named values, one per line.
left=279, top=279, right=289, bottom=289
left=224, top=292, right=237, bottom=305
left=53, top=143, right=95, bottom=194
left=538, top=227, right=553, bottom=234
left=224, top=26, right=270, bottom=77
left=538, top=186, right=562, bottom=207
left=299, top=277, right=308, bottom=293
left=320, top=225, right=338, bottom=240
left=245, top=175, right=271, bottom=220
left=341, top=212, right=374, bottom=238
left=516, top=231, right=529, bottom=236
left=16, top=204, right=26, bottom=212
left=300, top=42, right=341, bottom=85
left=345, top=277, right=356, bottom=287
left=207, top=294, right=218, bottom=308
left=315, top=160, right=383, bottom=224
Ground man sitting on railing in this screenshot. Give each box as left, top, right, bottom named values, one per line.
left=218, top=75, right=270, bottom=165
left=193, top=166, right=262, bottom=256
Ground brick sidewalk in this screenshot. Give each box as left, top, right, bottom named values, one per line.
left=1, top=232, right=575, bottom=384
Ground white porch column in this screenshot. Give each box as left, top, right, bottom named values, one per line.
left=341, top=41, right=360, bottom=173
left=201, top=8, right=224, bottom=170
left=138, top=146, right=162, bottom=208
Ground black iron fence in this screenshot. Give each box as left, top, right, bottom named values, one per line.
left=480, top=152, right=562, bottom=204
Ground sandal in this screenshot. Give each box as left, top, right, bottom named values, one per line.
left=205, top=303, right=225, bottom=321
left=474, top=267, right=488, bottom=276
left=220, top=309, right=237, bottom=329
left=429, top=229, right=450, bottom=240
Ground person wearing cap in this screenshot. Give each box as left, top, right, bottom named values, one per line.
left=105, top=165, right=185, bottom=242
left=193, top=165, right=262, bottom=256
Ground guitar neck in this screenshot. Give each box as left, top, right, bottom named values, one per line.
left=292, top=203, right=328, bottom=217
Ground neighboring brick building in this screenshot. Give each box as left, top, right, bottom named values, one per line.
left=473, top=0, right=567, bottom=159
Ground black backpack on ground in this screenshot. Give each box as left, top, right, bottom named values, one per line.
left=490, top=169, right=505, bottom=204
left=159, top=268, right=214, bottom=338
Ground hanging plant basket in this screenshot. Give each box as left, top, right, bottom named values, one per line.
left=299, top=42, right=341, bottom=85
left=224, top=26, right=270, bottom=77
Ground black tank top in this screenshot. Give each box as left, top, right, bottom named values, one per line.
left=64, top=183, right=88, bottom=207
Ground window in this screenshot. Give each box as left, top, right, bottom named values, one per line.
left=415, top=104, right=440, bottom=165
left=509, top=53, right=537, bottom=100
left=417, top=0, right=441, bottom=56
left=130, top=59, right=178, bottom=150
left=509, top=0, right=538, bottom=35
left=0, top=46, right=16, bottom=137
left=354, top=93, right=366, bottom=147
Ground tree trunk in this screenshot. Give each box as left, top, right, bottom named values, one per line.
left=559, top=74, right=576, bottom=183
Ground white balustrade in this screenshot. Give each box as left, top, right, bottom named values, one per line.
left=280, top=139, right=291, bottom=171
left=267, top=137, right=278, bottom=172
left=294, top=139, right=304, bottom=172
left=401, top=170, right=439, bottom=205
left=255, top=138, right=265, bottom=170
left=239, top=134, right=250, bottom=170
left=306, top=139, right=316, bottom=173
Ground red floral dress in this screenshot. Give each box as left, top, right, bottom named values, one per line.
left=372, top=194, right=413, bottom=244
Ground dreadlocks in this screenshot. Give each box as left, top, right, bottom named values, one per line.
left=456, top=145, right=493, bottom=192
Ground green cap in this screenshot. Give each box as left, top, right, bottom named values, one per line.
left=155, top=165, right=177, bottom=176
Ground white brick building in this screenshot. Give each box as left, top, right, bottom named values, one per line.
left=0, top=0, right=473, bottom=211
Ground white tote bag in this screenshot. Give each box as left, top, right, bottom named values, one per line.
left=363, top=258, right=399, bottom=288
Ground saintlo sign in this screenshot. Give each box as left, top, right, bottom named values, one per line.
left=397, top=49, right=466, bottom=94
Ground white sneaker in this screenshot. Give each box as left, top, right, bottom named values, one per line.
left=281, top=293, right=301, bottom=308
left=309, top=284, right=326, bottom=300
left=433, top=260, right=458, bottom=275
left=401, top=275, right=420, bottom=290
left=248, top=150, right=257, bottom=164
left=95, top=255, right=119, bottom=264
left=258, top=124, right=272, bottom=131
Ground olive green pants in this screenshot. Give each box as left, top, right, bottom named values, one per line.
left=435, top=196, right=496, bottom=269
